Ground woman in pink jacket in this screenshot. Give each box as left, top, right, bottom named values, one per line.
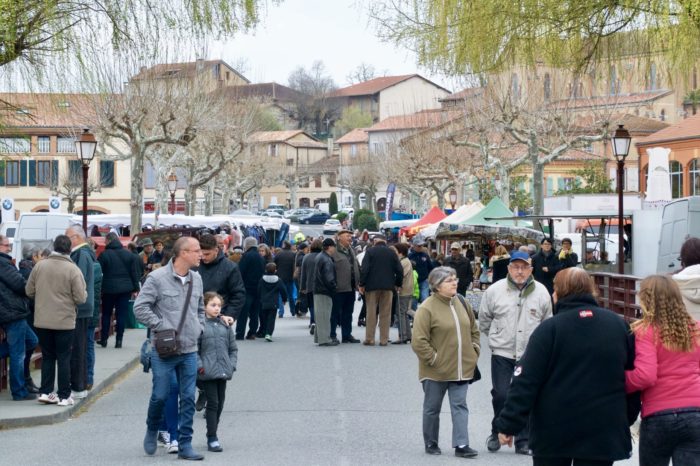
left=626, top=275, right=700, bottom=466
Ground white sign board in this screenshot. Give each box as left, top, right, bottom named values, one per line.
left=49, top=196, right=62, bottom=213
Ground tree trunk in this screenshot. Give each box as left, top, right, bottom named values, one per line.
left=287, top=176, right=298, bottom=209
left=434, top=187, right=446, bottom=209
left=130, top=147, right=144, bottom=233
left=497, top=167, right=511, bottom=207
left=185, top=185, right=198, bottom=216
left=67, top=197, right=76, bottom=214
left=351, top=190, right=360, bottom=210
left=204, top=182, right=214, bottom=216
left=154, top=170, right=169, bottom=215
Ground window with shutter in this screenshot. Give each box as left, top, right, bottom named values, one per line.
left=37, top=161, right=51, bottom=186
left=29, top=160, right=36, bottom=186
left=100, top=160, right=115, bottom=187
left=68, top=160, right=82, bottom=184
left=6, top=161, right=20, bottom=185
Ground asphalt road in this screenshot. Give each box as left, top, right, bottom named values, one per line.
left=0, top=302, right=638, bottom=466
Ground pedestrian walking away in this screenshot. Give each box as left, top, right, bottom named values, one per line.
left=235, top=237, right=266, bottom=340
left=274, top=241, right=297, bottom=318
left=412, top=267, right=480, bottom=459
left=134, top=237, right=206, bottom=461
left=300, top=239, right=323, bottom=335
left=197, top=292, right=238, bottom=453
left=258, top=263, right=288, bottom=341
left=393, top=243, right=414, bottom=344
left=479, top=250, right=552, bottom=455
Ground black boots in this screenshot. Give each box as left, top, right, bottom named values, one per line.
left=25, top=377, right=40, bottom=394
left=115, top=338, right=122, bottom=349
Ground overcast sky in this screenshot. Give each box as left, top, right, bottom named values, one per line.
left=210, top=0, right=458, bottom=91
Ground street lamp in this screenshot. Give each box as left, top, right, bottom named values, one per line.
left=167, top=172, right=178, bottom=215
left=449, top=188, right=458, bottom=210
left=612, top=124, right=631, bottom=274
left=75, top=129, right=97, bottom=234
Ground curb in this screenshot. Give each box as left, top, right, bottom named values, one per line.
left=0, top=354, right=140, bottom=430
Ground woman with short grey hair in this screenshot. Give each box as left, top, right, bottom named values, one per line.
left=412, top=266, right=481, bottom=458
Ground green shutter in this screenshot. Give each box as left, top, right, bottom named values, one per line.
left=546, top=177, right=553, bottom=196
left=557, top=178, right=565, bottom=190
left=100, top=161, right=114, bottom=187
left=20, top=160, right=27, bottom=186
left=0, top=160, right=5, bottom=186
left=28, top=160, right=37, bottom=186
left=51, top=160, right=58, bottom=187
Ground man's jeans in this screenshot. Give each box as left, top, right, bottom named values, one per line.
left=277, top=280, right=296, bottom=317
left=639, top=409, right=700, bottom=465
left=419, top=280, right=430, bottom=302
left=86, top=326, right=96, bottom=387
left=146, top=350, right=197, bottom=447
left=1, top=319, right=38, bottom=399
left=491, top=355, right=529, bottom=447
left=331, top=291, right=355, bottom=340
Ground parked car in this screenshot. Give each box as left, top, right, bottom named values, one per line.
left=287, top=208, right=315, bottom=222
left=261, top=211, right=283, bottom=218
left=298, top=211, right=331, bottom=225
left=266, top=204, right=286, bottom=215
left=323, top=219, right=342, bottom=230
left=231, top=209, right=256, bottom=216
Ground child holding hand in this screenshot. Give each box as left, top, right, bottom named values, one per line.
left=197, top=292, right=238, bottom=452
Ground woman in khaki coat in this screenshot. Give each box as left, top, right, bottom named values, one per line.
left=392, top=243, right=414, bottom=344
left=412, top=266, right=480, bottom=458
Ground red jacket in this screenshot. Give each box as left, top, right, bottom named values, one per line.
left=625, top=323, right=700, bottom=417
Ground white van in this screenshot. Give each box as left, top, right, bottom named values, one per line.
left=657, top=196, right=700, bottom=274
left=11, top=213, right=74, bottom=263
left=0, top=220, right=18, bottom=252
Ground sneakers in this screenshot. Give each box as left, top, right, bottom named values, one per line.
left=425, top=443, right=442, bottom=455
left=168, top=439, right=179, bottom=454
left=309, top=323, right=316, bottom=335
left=57, top=396, right=74, bottom=406
left=265, top=334, right=272, bottom=342
left=71, top=390, right=88, bottom=399
left=486, top=434, right=501, bottom=452
left=207, top=438, right=223, bottom=452
left=157, top=431, right=170, bottom=447
left=195, top=390, right=206, bottom=412
left=38, top=393, right=59, bottom=404
left=455, top=446, right=478, bottom=458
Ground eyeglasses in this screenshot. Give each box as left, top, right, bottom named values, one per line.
left=0, top=242, right=10, bottom=247
left=509, top=264, right=531, bottom=272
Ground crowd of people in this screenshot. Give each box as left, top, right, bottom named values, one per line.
left=0, top=226, right=698, bottom=464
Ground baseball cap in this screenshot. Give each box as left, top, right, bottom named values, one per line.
left=450, top=242, right=461, bottom=250
left=509, top=251, right=531, bottom=263
left=322, top=238, right=336, bottom=248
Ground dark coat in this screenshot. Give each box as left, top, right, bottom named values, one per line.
left=198, top=252, right=246, bottom=319
left=495, top=294, right=633, bottom=462
left=274, top=249, right=296, bottom=283
left=408, top=249, right=434, bottom=282
left=239, top=247, right=265, bottom=294
left=313, top=251, right=336, bottom=296
left=299, top=252, right=319, bottom=293
left=98, top=240, right=141, bottom=295
left=360, top=243, right=403, bottom=292
left=443, top=254, right=473, bottom=295
left=558, top=251, right=579, bottom=270
left=92, top=260, right=103, bottom=328
left=0, top=252, right=30, bottom=325
left=70, top=244, right=95, bottom=319
left=491, top=257, right=510, bottom=283
left=258, top=274, right=288, bottom=309
left=532, top=250, right=560, bottom=294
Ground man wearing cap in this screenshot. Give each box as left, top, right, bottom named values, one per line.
left=408, top=240, right=434, bottom=303
left=139, top=238, right=155, bottom=276
left=478, top=251, right=552, bottom=456
left=442, top=242, right=473, bottom=296
left=331, top=229, right=361, bottom=343
left=313, top=238, right=338, bottom=346
left=359, top=235, right=403, bottom=346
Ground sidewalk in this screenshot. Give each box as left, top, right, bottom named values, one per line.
left=0, top=329, right=145, bottom=430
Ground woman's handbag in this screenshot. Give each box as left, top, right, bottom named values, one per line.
left=152, top=279, right=193, bottom=358
left=456, top=294, right=482, bottom=384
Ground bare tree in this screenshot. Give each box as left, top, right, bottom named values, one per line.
left=346, top=63, right=377, bottom=85
left=287, top=61, right=341, bottom=137
left=51, top=170, right=101, bottom=214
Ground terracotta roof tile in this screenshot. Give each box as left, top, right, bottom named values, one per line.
left=217, top=82, right=307, bottom=102
left=571, top=113, right=669, bottom=135
left=365, top=109, right=462, bottom=132
left=131, top=59, right=249, bottom=83
left=0, top=93, right=99, bottom=129
left=336, top=128, right=369, bottom=144
left=636, top=112, right=700, bottom=146
left=307, top=155, right=339, bottom=173
left=331, top=74, right=450, bottom=97
left=439, top=87, right=484, bottom=102
left=249, top=130, right=326, bottom=148
left=549, top=89, right=673, bottom=110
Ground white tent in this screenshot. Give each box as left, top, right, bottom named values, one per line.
left=419, top=202, right=485, bottom=239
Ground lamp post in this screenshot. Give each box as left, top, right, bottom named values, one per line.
left=167, top=173, right=178, bottom=215
left=75, top=129, right=97, bottom=234
left=612, top=124, right=631, bottom=274
left=449, top=188, right=457, bottom=210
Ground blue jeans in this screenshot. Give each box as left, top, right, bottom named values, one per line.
left=419, top=280, right=430, bottom=302
left=159, top=373, right=179, bottom=441
left=1, top=319, right=38, bottom=399
left=278, top=280, right=296, bottom=317
left=640, top=409, right=700, bottom=465
left=86, top=326, right=96, bottom=386
left=146, top=351, right=197, bottom=447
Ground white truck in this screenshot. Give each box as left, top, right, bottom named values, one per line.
left=10, top=213, right=74, bottom=263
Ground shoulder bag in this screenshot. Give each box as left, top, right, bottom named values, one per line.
left=152, top=277, right=193, bottom=358
left=456, top=294, right=482, bottom=384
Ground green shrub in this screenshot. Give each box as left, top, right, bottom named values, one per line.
left=353, top=208, right=378, bottom=231
left=329, top=192, right=338, bottom=215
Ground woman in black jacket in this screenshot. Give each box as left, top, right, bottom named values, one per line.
left=495, top=267, right=634, bottom=466
left=532, top=238, right=560, bottom=295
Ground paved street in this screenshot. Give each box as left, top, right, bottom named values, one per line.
left=0, top=303, right=638, bottom=465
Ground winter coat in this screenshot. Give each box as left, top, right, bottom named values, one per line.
left=672, top=264, right=700, bottom=321
left=495, top=294, right=633, bottom=462
left=479, top=275, right=552, bottom=360
left=299, top=252, right=319, bottom=293
left=360, top=243, right=403, bottom=292
left=443, top=254, right=473, bottom=295
left=490, top=254, right=510, bottom=283
left=197, top=317, right=238, bottom=381
left=0, top=252, right=30, bottom=325
left=92, top=260, right=103, bottom=328
left=239, top=247, right=265, bottom=294
left=532, top=250, right=560, bottom=294
left=558, top=249, right=579, bottom=269
left=333, top=244, right=359, bottom=292
left=274, top=249, right=296, bottom=283
left=98, top=240, right=140, bottom=295
left=26, top=254, right=87, bottom=330
left=198, top=252, right=246, bottom=319
left=70, top=244, right=95, bottom=319
left=399, top=257, right=414, bottom=298
left=133, top=261, right=205, bottom=355
left=412, top=293, right=480, bottom=382
left=258, top=274, right=288, bottom=309
left=313, top=251, right=336, bottom=296
left=408, top=250, right=433, bottom=283
left=18, top=259, right=33, bottom=280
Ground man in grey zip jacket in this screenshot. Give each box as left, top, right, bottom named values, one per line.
left=134, top=237, right=206, bottom=461
left=478, top=251, right=552, bottom=456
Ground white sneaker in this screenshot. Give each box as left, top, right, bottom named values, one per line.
left=57, top=397, right=74, bottom=406
left=168, top=440, right=179, bottom=454
left=71, top=390, right=88, bottom=399
left=157, top=431, right=170, bottom=447
left=38, top=393, right=59, bottom=404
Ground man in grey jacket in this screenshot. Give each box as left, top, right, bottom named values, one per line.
left=478, top=251, right=552, bottom=456
left=134, top=237, right=206, bottom=461
left=331, top=229, right=361, bottom=343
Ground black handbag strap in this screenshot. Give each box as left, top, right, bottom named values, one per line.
left=177, top=275, right=194, bottom=335
left=456, top=294, right=476, bottom=323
